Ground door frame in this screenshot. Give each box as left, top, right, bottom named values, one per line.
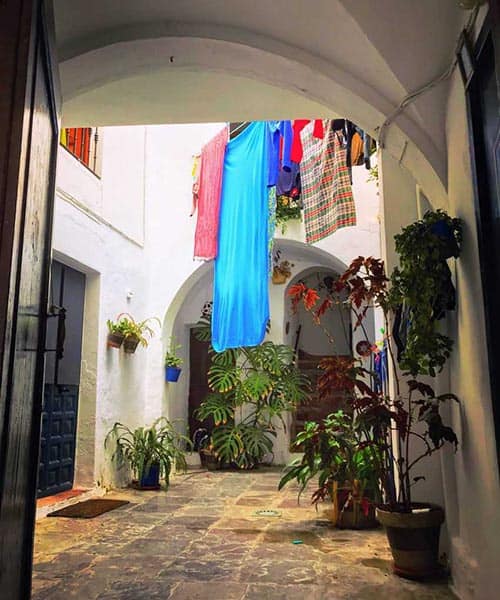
left=466, top=6, right=500, bottom=466
left=0, top=1, right=61, bottom=597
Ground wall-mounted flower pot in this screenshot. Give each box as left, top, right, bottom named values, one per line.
left=272, top=269, right=289, bottom=285
left=376, top=503, right=444, bottom=579
left=123, top=335, right=140, bottom=354
left=429, top=220, right=459, bottom=259
left=165, top=366, right=182, bottom=382
left=107, top=332, right=125, bottom=349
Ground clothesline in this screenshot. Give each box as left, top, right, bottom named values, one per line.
left=189, top=118, right=375, bottom=351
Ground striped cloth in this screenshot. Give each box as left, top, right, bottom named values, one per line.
left=300, top=120, right=356, bottom=244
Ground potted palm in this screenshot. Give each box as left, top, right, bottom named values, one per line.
left=165, top=338, right=183, bottom=382
left=105, top=417, right=192, bottom=489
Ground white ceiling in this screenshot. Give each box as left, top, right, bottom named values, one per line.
left=53, top=0, right=469, bottom=196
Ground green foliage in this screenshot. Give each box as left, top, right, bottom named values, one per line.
left=194, top=323, right=311, bottom=468
left=105, top=417, right=192, bottom=487
left=390, top=209, right=462, bottom=376
left=165, top=336, right=183, bottom=368
left=275, top=195, right=302, bottom=233
left=279, top=410, right=383, bottom=505
left=108, top=314, right=160, bottom=347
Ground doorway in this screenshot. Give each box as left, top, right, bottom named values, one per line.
left=38, top=261, right=85, bottom=498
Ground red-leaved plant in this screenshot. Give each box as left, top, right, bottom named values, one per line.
left=288, top=257, right=459, bottom=512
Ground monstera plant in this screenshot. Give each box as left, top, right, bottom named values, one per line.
left=194, top=316, right=310, bottom=469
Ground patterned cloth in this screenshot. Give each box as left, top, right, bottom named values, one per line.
left=300, top=120, right=356, bottom=244
left=268, top=186, right=277, bottom=275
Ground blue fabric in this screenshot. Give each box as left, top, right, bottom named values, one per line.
left=268, top=120, right=293, bottom=186
left=212, top=121, right=270, bottom=352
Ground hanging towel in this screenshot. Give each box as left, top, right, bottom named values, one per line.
left=212, top=122, right=270, bottom=352
left=192, top=126, right=228, bottom=260
left=301, top=121, right=357, bottom=244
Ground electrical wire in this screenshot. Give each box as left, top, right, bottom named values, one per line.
left=378, top=4, right=480, bottom=148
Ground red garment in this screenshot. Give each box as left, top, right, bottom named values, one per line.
left=192, top=126, right=228, bottom=260
left=290, top=119, right=324, bottom=163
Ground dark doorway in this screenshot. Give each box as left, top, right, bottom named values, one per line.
left=468, top=11, right=500, bottom=464
left=38, top=261, right=85, bottom=498
left=187, top=328, right=212, bottom=439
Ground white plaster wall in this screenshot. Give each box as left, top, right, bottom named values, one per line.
left=444, top=67, right=500, bottom=600
left=53, top=121, right=381, bottom=486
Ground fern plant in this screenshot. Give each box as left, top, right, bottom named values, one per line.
left=105, top=417, right=192, bottom=487
left=194, top=317, right=310, bottom=468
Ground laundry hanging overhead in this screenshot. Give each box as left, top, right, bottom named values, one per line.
left=300, top=120, right=357, bottom=244
left=212, top=121, right=270, bottom=352
left=191, top=125, right=228, bottom=260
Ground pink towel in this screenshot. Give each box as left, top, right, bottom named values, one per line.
left=192, top=126, right=228, bottom=260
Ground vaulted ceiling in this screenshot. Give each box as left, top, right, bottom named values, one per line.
left=54, top=0, right=471, bottom=199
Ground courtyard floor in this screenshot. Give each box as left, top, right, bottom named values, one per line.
left=32, top=468, right=456, bottom=599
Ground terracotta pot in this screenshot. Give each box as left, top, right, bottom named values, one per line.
left=107, top=331, right=125, bottom=348
left=123, top=335, right=140, bottom=354
left=376, top=503, right=445, bottom=579
left=331, top=481, right=378, bottom=530
left=272, top=268, right=288, bottom=285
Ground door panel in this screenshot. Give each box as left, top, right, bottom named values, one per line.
left=38, top=261, right=85, bottom=497
left=0, top=1, right=60, bottom=597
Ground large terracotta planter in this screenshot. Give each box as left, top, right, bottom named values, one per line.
left=376, top=503, right=444, bottom=579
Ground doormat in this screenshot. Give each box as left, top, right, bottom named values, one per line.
left=47, top=499, right=129, bottom=519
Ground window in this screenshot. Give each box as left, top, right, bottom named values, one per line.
left=60, top=127, right=101, bottom=175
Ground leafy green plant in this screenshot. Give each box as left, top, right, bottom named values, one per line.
left=118, top=315, right=160, bottom=347
left=290, top=253, right=460, bottom=512
left=389, top=209, right=462, bottom=376
left=276, top=194, right=301, bottom=233
left=105, top=417, right=192, bottom=487
left=279, top=410, right=383, bottom=507
left=165, top=337, right=183, bottom=368
left=107, top=319, right=127, bottom=334
left=194, top=317, right=310, bottom=468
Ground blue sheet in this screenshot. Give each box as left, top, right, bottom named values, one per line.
left=212, top=122, right=270, bottom=352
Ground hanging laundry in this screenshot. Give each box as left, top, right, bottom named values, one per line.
left=191, top=126, right=228, bottom=260
left=290, top=119, right=324, bottom=163
left=301, top=120, right=357, bottom=244
left=351, top=131, right=364, bottom=166
left=268, top=120, right=293, bottom=186
left=212, top=122, right=270, bottom=352
left=276, top=161, right=300, bottom=196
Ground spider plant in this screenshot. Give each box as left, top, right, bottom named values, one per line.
left=105, top=417, right=192, bottom=487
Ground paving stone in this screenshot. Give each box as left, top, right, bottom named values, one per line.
left=32, top=469, right=456, bottom=599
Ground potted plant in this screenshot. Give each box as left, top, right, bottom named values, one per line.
left=275, top=193, right=302, bottom=234
left=105, top=417, right=192, bottom=489
left=272, top=248, right=294, bottom=284
left=193, top=315, right=310, bottom=469
left=279, top=408, right=382, bottom=529
left=120, top=316, right=160, bottom=354
left=290, top=247, right=461, bottom=579
left=165, top=338, right=183, bottom=382
left=107, top=318, right=126, bottom=348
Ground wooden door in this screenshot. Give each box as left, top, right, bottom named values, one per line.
left=38, top=262, right=85, bottom=498
left=188, top=329, right=212, bottom=438
left=0, top=1, right=61, bottom=597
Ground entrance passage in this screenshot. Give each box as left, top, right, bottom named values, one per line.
left=188, top=328, right=212, bottom=439
left=38, top=262, right=85, bottom=498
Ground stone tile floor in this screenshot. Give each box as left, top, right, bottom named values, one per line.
left=33, top=468, right=456, bottom=599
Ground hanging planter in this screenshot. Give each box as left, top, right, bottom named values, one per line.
left=106, top=318, right=127, bottom=348
left=165, top=366, right=182, bottom=382
left=123, top=334, right=140, bottom=354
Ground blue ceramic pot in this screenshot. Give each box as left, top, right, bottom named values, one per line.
left=165, top=366, right=182, bottom=382
left=139, top=463, right=160, bottom=488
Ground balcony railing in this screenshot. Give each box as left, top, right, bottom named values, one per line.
left=60, top=127, right=100, bottom=175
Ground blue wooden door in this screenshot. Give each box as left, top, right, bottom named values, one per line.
left=37, top=261, right=85, bottom=498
